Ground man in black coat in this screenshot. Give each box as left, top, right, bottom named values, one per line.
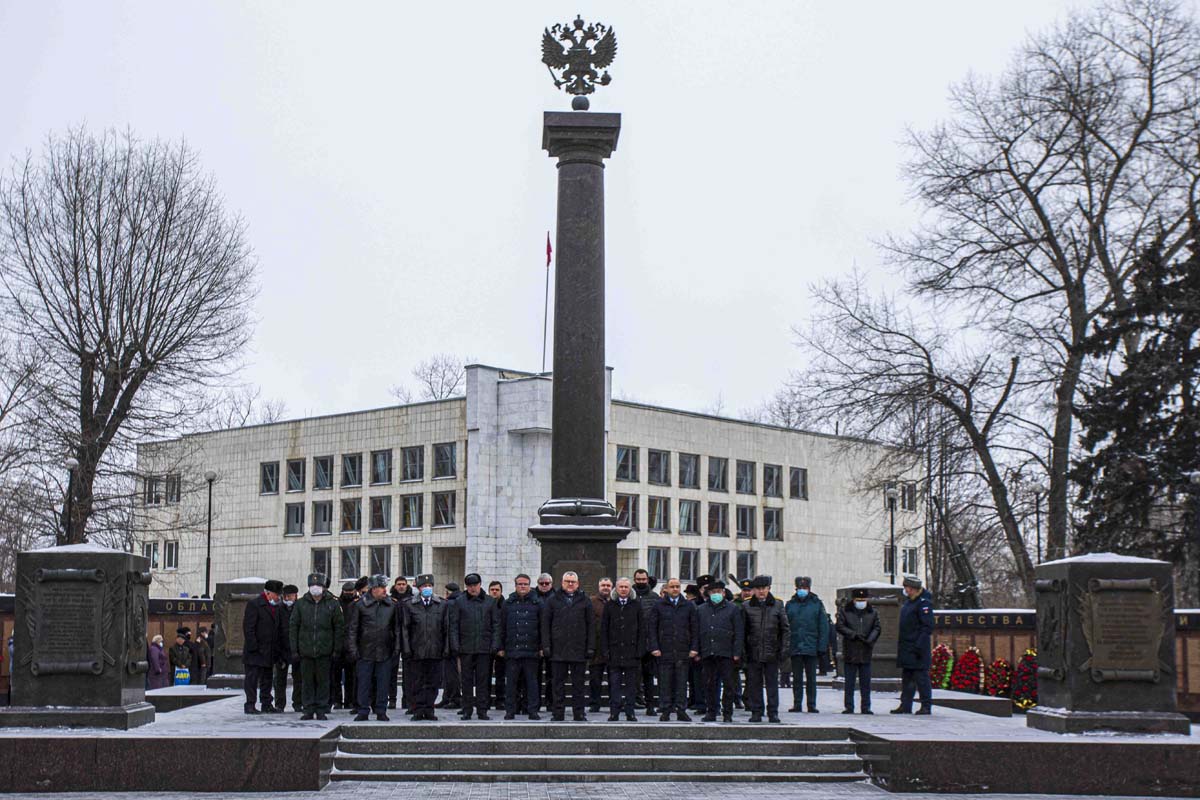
left=437, top=582, right=463, bottom=709
left=388, top=576, right=413, bottom=711
left=347, top=575, right=401, bottom=721
left=541, top=570, right=594, bottom=721
left=403, top=573, right=449, bottom=720
left=600, top=577, right=641, bottom=721
left=273, top=585, right=301, bottom=711
left=534, top=573, right=555, bottom=709
left=488, top=580, right=506, bottom=709
left=696, top=580, right=744, bottom=722
left=632, top=568, right=660, bottom=713
left=588, top=577, right=613, bottom=712
left=893, top=576, right=935, bottom=715
left=449, top=573, right=501, bottom=720
left=743, top=576, right=790, bottom=723
left=648, top=577, right=699, bottom=721
left=242, top=579, right=287, bottom=714
left=332, top=581, right=359, bottom=709
left=836, top=587, right=881, bottom=714
left=499, top=574, right=542, bottom=719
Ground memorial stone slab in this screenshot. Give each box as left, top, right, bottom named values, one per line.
left=833, top=581, right=904, bottom=691
left=0, top=543, right=154, bottom=729
left=208, top=577, right=267, bottom=689
left=1027, top=553, right=1191, bottom=734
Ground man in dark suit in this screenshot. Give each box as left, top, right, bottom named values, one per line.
left=242, top=579, right=287, bottom=714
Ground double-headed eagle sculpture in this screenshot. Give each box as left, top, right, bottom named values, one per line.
left=542, top=16, right=617, bottom=109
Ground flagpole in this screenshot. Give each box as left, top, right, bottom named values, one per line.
left=542, top=231, right=551, bottom=373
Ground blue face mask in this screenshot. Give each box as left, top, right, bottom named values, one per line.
left=796, top=589, right=809, bottom=599
left=420, top=587, right=433, bottom=599
left=709, top=593, right=723, bottom=604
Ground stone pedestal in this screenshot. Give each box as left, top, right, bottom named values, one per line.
left=1027, top=554, right=1190, bottom=734
left=0, top=544, right=155, bottom=729
left=208, top=577, right=267, bottom=689
left=832, top=581, right=904, bottom=692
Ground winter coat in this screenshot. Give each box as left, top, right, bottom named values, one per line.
left=541, top=588, right=594, bottom=662
left=404, top=596, right=450, bottom=661
left=743, top=594, right=790, bottom=664
left=347, top=594, right=400, bottom=662
left=600, top=597, right=643, bottom=667
left=390, top=586, right=413, bottom=604
left=897, top=589, right=934, bottom=670
left=785, top=592, right=830, bottom=657
left=168, top=643, right=191, bottom=671
left=147, top=642, right=170, bottom=690
left=196, top=635, right=212, bottom=676
left=500, top=591, right=542, bottom=658
left=590, top=594, right=608, bottom=664
left=288, top=591, right=346, bottom=659
left=646, top=595, right=699, bottom=661
left=449, top=590, right=501, bottom=655
left=696, top=599, right=745, bottom=659
left=242, top=594, right=287, bottom=667
left=633, top=586, right=660, bottom=653
left=836, top=603, right=881, bottom=665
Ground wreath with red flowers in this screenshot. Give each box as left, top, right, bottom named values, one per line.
left=985, top=657, right=1013, bottom=697
left=949, top=645, right=984, bottom=693
left=930, top=642, right=954, bottom=689
left=1011, top=647, right=1038, bottom=709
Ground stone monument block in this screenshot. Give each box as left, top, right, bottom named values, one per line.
left=833, top=581, right=905, bottom=691
left=208, top=577, right=267, bottom=689
left=1027, top=553, right=1190, bottom=734
left=0, top=544, right=154, bottom=729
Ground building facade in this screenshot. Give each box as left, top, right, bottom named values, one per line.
left=135, top=365, right=923, bottom=598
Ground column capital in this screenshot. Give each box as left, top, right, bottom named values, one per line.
left=543, top=111, right=621, bottom=166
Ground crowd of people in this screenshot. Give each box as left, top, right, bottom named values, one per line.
left=228, top=567, right=936, bottom=722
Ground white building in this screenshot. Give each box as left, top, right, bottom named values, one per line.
left=135, top=365, right=923, bottom=598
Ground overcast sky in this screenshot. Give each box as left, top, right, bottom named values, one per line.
left=2, top=1, right=1124, bottom=422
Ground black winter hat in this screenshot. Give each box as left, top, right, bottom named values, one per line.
left=354, top=576, right=370, bottom=592
left=306, top=573, right=326, bottom=588
left=851, top=588, right=870, bottom=600
left=902, top=575, right=923, bottom=590
left=281, top=584, right=298, bottom=595
left=464, top=573, right=482, bottom=586
left=264, top=579, right=284, bottom=594
left=750, top=575, right=771, bottom=588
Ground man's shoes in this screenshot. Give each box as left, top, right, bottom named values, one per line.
left=262, top=706, right=283, bottom=714
left=426, top=711, right=439, bottom=721
left=300, top=712, right=315, bottom=721
left=807, top=708, right=820, bottom=713
left=842, top=708, right=855, bottom=715
left=446, top=702, right=461, bottom=710
left=861, top=709, right=874, bottom=715
left=915, top=707, right=932, bottom=715
left=676, top=711, right=691, bottom=722
left=273, top=705, right=286, bottom=712
left=459, top=710, right=472, bottom=720
left=354, top=712, right=369, bottom=721
left=573, top=711, right=587, bottom=722
left=890, top=707, right=911, bottom=714
left=608, top=713, right=620, bottom=722
left=749, top=712, right=763, bottom=723
left=768, top=715, right=781, bottom=723
left=243, top=707, right=260, bottom=715
left=734, top=700, right=743, bottom=709
left=625, top=712, right=637, bottom=722
left=477, top=710, right=490, bottom=720
left=788, top=706, right=802, bottom=713
left=589, top=705, right=601, bottom=713
left=504, top=713, right=516, bottom=720
left=659, top=712, right=671, bottom=722
left=701, top=714, right=717, bottom=722
left=292, top=705, right=302, bottom=712
left=528, top=712, right=541, bottom=721
left=316, top=712, right=328, bottom=721
left=644, top=707, right=656, bottom=716
left=376, top=713, right=389, bottom=722
left=434, top=699, right=448, bottom=708
left=551, top=712, right=565, bottom=722
left=388, top=701, right=397, bottom=709
left=722, top=713, right=734, bottom=723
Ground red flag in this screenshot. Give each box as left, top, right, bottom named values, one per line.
left=546, top=231, right=552, bottom=268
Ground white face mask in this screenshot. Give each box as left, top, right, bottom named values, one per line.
left=309, top=585, right=324, bottom=597
left=854, top=601, right=867, bottom=611
left=284, top=599, right=294, bottom=608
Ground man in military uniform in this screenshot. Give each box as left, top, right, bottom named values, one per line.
left=289, top=573, right=344, bottom=720
left=893, top=576, right=935, bottom=715
left=403, top=574, right=449, bottom=720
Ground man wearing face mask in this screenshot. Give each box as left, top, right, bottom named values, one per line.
left=403, top=574, right=449, bottom=720
left=836, top=588, right=881, bottom=714
left=893, top=576, right=934, bottom=716
left=696, top=580, right=744, bottom=722
left=785, top=576, right=829, bottom=713
left=289, top=573, right=345, bottom=720
left=242, top=579, right=287, bottom=715
left=743, top=576, right=790, bottom=723
left=273, top=585, right=301, bottom=712
left=631, top=569, right=659, bottom=715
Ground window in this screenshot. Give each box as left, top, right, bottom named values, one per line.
left=679, top=499, right=700, bottom=535
left=165, top=474, right=181, bottom=504
left=708, top=457, right=727, bottom=492
left=648, top=449, right=670, bottom=485
left=433, top=491, right=456, bottom=527
left=679, top=548, right=700, bottom=582
left=647, top=546, right=669, bottom=581
left=902, top=546, right=919, bottom=575
left=615, top=493, right=640, bottom=530
left=285, top=502, right=305, bottom=535
left=370, top=496, right=392, bottom=531
left=763, top=464, right=782, bottom=498
left=763, top=508, right=782, bottom=541
left=142, top=541, right=159, bottom=569
left=313, top=501, right=333, bottom=534
left=143, top=476, right=163, bottom=506
left=371, top=450, right=392, bottom=485
left=737, top=551, right=757, bottom=578
left=884, top=544, right=895, bottom=576
left=433, top=443, right=456, bottom=478
left=401, top=494, right=423, bottom=529
left=678, top=453, right=700, bottom=489
left=902, top=481, right=917, bottom=512
left=400, top=544, right=422, bottom=578
left=314, top=456, right=333, bottom=490
left=342, top=454, right=362, bottom=487
left=790, top=467, right=809, bottom=500
left=708, top=549, right=729, bottom=578
left=287, top=458, right=305, bottom=492
left=736, top=460, right=756, bottom=494
left=312, top=548, right=331, bottom=579
left=707, top=502, right=729, bottom=537
left=736, top=505, right=756, bottom=539
left=260, top=462, right=279, bottom=494
left=164, top=541, right=179, bottom=570
left=402, top=446, right=424, bottom=481
left=370, top=545, right=391, bottom=577
left=615, top=446, right=639, bottom=482
left=340, top=498, right=362, bottom=533
left=648, top=497, right=670, bottom=532
left=340, top=547, right=361, bottom=580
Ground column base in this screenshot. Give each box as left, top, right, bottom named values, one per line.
left=0, top=702, right=155, bottom=730
left=206, top=673, right=245, bottom=690
left=1027, top=706, right=1191, bottom=734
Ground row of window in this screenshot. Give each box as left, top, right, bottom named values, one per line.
left=312, top=544, right=423, bottom=582
left=143, top=474, right=182, bottom=506
left=615, top=448, right=810, bottom=499
left=261, top=444, right=457, bottom=495
left=616, top=495, right=783, bottom=540
left=885, top=544, right=921, bottom=576
left=644, top=546, right=756, bottom=584
left=284, top=491, right=457, bottom=535
left=141, top=541, right=179, bottom=570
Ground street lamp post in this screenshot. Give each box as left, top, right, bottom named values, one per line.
left=62, top=457, right=80, bottom=544
left=204, top=470, right=217, bottom=599
left=886, top=485, right=899, bottom=584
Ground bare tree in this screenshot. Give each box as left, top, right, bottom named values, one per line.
left=0, top=128, right=257, bottom=544
left=741, top=387, right=806, bottom=429
left=411, top=354, right=466, bottom=400
left=202, top=385, right=288, bottom=430
left=388, top=383, right=414, bottom=404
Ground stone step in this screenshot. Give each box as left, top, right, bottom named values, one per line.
left=329, top=769, right=866, bottom=783
left=337, top=737, right=858, bottom=757
left=339, top=722, right=849, bottom=741
left=332, top=753, right=865, bottom=774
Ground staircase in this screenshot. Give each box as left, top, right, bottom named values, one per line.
left=332, top=721, right=867, bottom=782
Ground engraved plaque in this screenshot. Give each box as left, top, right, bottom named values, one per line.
left=218, top=594, right=254, bottom=657
left=31, top=572, right=105, bottom=675
left=1081, top=579, right=1165, bottom=681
